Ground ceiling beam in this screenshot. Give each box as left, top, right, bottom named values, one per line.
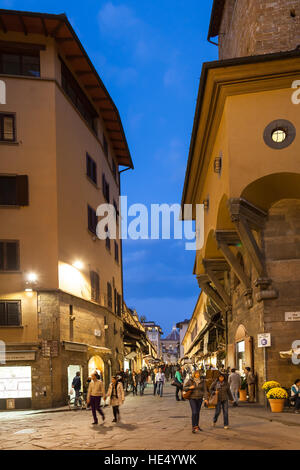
left=56, top=37, right=74, bottom=43
left=0, top=16, right=7, bottom=33
left=40, top=17, right=48, bottom=36
left=18, top=15, right=28, bottom=35
left=51, top=20, right=64, bottom=38
left=75, top=70, right=93, bottom=76
left=66, top=54, right=84, bottom=60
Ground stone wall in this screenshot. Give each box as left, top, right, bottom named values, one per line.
left=263, top=199, right=300, bottom=388
left=218, top=0, right=300, bottom=59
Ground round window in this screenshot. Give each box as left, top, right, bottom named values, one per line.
left=271, top=129, right=287, bottom=143
left=264, top=119, right=296, bottom=149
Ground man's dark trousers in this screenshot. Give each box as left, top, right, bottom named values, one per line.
left=90, top=396, right=104, bottom=423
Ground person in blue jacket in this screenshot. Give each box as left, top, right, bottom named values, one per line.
left=291, top=378, right=300, bottom=413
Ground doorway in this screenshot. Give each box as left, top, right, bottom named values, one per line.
left=67, top=365, right=82, bottom=396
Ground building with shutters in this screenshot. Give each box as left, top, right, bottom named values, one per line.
left=182, top=0, right=300, bottom=403
left=0, top=9, right=133, bottom=409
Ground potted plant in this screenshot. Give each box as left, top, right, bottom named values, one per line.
left=262, top=381, right=281, bottom=394
left=266, top=387, right=288, bottom=413
left=239, top=376, right=248, bottom=401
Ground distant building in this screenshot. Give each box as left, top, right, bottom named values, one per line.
left=176, top=319, right=190, bottom=359
left=161, top=326, right=180, bottom=364
left=142, top=321, right=163, bottom=359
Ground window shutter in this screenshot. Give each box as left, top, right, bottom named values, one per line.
left=7, top=302, right=20, bottom=326
left=245, top=336, right=254, bottom=371
left=6, top=242, right=19, bottom=270
left=0, top=242, right=4, bottom=270
left=0, top=302, right=6, bottom=325
left=16, top=175, right=29, bottom=206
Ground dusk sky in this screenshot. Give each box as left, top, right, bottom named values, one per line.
left=0, top=0, right=218, bottom=335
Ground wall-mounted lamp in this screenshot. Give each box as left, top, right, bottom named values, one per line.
left=214, top=152, right=222, bottom=174
left=25, top=272, right=38, bottom=291
left=203, top=197, right=210, bottom=211
left=73, top=261, right=83, bottom=270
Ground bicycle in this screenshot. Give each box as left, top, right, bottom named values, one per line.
left=68, top=391, right=87, bottom=410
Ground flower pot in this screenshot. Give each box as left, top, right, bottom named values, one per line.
left=239, top=389, right=247, bottom=401
left=268, top=398, right=285, bottom=413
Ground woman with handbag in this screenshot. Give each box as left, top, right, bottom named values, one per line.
left=183, top=370, right=208, bottom=433
left=210, top=373, right=233, bottom=429
left=107, top=376, right=125, bottom=423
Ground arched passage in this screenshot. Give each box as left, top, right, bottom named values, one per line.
left=241, top=172, right=300, bottom=211
left=88, top=355, right=105, bottom=381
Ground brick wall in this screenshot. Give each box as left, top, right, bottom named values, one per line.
left=218, top=0, right=300, bottom=59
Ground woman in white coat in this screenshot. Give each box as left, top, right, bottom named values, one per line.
left=107, top=376, right=125, bottom=422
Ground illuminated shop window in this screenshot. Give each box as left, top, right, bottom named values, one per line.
left=0, top=366, right=32, bottom=399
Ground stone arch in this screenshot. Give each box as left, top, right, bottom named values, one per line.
left=241, top=172, right=300, bottom=211
left=204, top=229, right=223, bottom=259
left=235, top=324, right=247, bottom=342
left=216, top=194, right=235, bottom=231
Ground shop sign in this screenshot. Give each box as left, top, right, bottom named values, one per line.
left=64, top=342, right=87, bottom=353
left=285, top=312, right=300, bottom=322
left=258, top=333, right=271, bottom=348
left=6, top=351, right=36, bottom=361
left=6, top=399, right=15, bottom=409
left=42, top=340, right=58, bottom=357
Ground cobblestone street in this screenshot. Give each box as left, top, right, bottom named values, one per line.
left=1, top=384, right=299, bottom=450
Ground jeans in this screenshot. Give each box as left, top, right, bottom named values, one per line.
left=295, top=396, right=300, bottom=411
left=189, top=398, right=203, bottom=428
left=139, top=382, right=145, bottom=395
left=176, top=385, right=183, bottom=400
left=90, top=396, right=104, bottom=423
left=214, top=400, right=229, bottom=426
left=157, top=381, right=164, bottom=396
left=153, top=382, right=157, bottom=396
left=132, top=384, right=137, bottom=395
left=231, top=389, right=239, bottom=403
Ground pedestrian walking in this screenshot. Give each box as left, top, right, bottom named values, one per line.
left=228, top=368, right=241, bottom=407
left=152, top=367, right=158, bottom=396
left=175, top=367, right=184, bottom=401
left=183, top=370, right=208, bottom=433
left=107, top=376, right=125, bottom=422
left=155, top=368, right=165, bottom=397
left=210, top=373, right=233, bottom=429
left=87, top=372, right=105, bottom=425
left=291, top=378, right=300, bottom=413
left=244, top=367, right=256, bottom=402
left=131, top=371, right=138, bottom=396
left=72, top=371, right=81, bottom=406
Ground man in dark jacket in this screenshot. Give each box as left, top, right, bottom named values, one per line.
left=210, top=374, right=233, bottom=429
left=72, top=372, right=81, bottom=406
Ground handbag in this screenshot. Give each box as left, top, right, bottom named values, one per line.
left=208, top=390, right=218, bottom=406
left=182, top=389, right=193, bottom=400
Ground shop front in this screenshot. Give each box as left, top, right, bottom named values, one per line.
left=0, top=349, right=36, bottom=410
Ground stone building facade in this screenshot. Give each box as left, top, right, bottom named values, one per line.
left=209, top=0, right=300, bottom=59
